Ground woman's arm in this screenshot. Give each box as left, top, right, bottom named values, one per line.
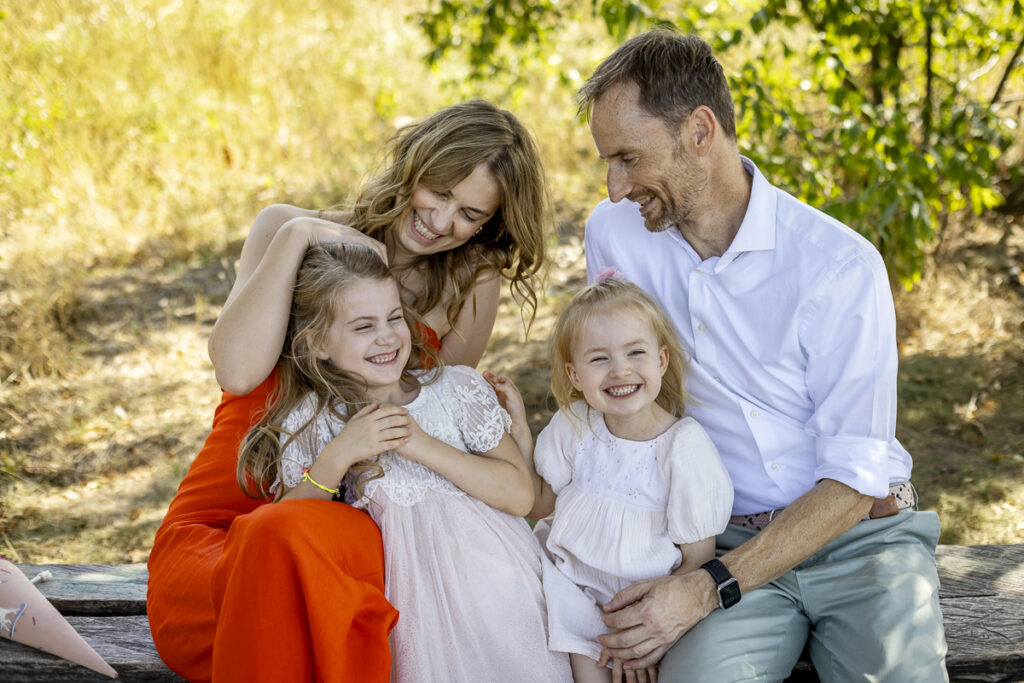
left=397, top=415, right=535, bottom=517
left=209, top=204, right=385, bottom=394
left=437, top=273, right=501, bottom=368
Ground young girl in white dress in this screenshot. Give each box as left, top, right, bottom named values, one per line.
left=487, top=275, right=733, bottom=683
left=238, top=243, right=571, bottom=682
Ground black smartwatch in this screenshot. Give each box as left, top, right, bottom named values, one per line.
left=701, top=558, right=741, bottom=609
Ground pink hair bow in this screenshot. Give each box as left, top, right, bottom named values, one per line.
left=596, top=266, right=625, bottom=282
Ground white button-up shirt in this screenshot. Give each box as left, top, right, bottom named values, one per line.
left=584, top=157, right=912, bottom=515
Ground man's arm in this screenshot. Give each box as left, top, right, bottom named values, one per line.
left=597, top=478, right=874, bottom=669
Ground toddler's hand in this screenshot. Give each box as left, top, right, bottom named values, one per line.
left=482, top=371, right=527, bottom=428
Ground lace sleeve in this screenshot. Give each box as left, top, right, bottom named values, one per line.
left=446, top=366, right=512, bottom=453
left=272, top=394, right=341, bottom=493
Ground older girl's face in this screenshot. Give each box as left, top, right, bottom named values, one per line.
left=393, top=163, right=500, bottom=261
left=314, top=278, right=411, bottom=396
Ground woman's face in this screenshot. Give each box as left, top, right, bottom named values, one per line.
left=393, top=163, right=501, bottom=261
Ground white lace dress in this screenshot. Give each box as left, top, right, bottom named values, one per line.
left=278, top=365, right=571, bottom=683
left=534, top=403, right=734, bottom=661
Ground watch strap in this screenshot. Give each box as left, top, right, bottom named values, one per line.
left=701, top=558, right=741, bottom=609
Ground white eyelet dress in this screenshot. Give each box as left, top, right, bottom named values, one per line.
left=278, top=366, right=572, bottom=682
left=533, top=402, right=734, bottom=662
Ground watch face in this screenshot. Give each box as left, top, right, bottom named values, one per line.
left=720, top=579, right=741, bottom=609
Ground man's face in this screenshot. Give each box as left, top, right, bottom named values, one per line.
left=590, top=81, right=707, bottom=232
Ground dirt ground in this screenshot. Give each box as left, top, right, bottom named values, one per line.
left=0, top=213, right=1021, bottom=563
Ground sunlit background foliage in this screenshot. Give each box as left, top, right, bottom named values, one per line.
left=418, top=0, right=1023, bottom=284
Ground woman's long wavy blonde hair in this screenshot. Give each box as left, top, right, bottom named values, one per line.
left=349, top=99, right=549, bottom=331
left=237, top=243, right=439, bottom=500
left=549, top=278, right=690, bottom=422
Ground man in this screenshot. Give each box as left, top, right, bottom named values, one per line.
left=580, top=29, right=948, bottom=682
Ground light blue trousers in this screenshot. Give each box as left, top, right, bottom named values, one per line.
left=659, top=510, right=949, bottom=682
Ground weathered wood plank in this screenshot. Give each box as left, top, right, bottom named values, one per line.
left=785, top=593, right=1024, bottom=683
left=14, top=563, right=147, bottom=616
left=0, top=615, right=183, bottom=682
left=936, top=545, right=1024, bottom=599
left=15, top=544, right=1021, bottom=615
left=7, top=546, right=1022, bottom=682
left=942, top=595, right=1024, bottom=682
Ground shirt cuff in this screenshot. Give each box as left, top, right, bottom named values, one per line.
left=814, top=436, right=891, bottom=498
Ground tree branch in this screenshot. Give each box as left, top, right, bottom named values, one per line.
left=990, top=32, right=1024, bottom=106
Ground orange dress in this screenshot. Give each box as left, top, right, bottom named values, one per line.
left=147, top=373, right=397, bottom=683
left=148, top=325, right=441, bottom=682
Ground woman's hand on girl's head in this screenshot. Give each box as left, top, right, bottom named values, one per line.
left=283, top=215, right=389, bottom=265
left=210, top=204, right=389, bottom=394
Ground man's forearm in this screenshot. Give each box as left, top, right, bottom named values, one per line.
left=721, top=478, right=875, bottom=595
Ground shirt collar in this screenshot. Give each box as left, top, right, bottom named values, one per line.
left=714, top=156, right=777, bottom=271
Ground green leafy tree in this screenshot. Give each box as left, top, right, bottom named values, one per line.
left=417, top=0, right=1023, bottom=285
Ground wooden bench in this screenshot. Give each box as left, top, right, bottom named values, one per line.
left=2, top=544, right=1022, bottom=681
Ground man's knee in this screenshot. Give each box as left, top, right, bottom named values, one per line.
left=657, top=586, right=809, bottom=683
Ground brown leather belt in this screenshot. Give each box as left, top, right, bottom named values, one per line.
left=730, top=481, right=917, bottom=532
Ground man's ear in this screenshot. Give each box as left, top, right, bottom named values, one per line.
left=690, top=106, right=717, bottom=156
left=565, top=363, right=581, bottom=391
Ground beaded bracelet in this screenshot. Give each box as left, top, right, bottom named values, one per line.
left=301, top=467, right=339, bottom=496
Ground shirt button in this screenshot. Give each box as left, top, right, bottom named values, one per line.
left=771, top=462, right=780, bottom=471
left=714, top=376, right=722, bottom=383
left=750, top=410, right=759, bottom=418
left=697, top=323, right=707, bottom=333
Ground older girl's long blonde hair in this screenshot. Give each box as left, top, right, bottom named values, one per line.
left=349, top=99, right=549, bottom=331
left=549, top=278, right=690, bottom=422
left=237, top=243, right=439, bottom=499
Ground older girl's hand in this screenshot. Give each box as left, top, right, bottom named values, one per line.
left=320, top=402, right=410, bottom=472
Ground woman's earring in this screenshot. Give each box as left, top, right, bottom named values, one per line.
left=475, top=226, right=484, bottom=235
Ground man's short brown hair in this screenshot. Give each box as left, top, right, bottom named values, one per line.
left=578, top=29, right=737, bottom=140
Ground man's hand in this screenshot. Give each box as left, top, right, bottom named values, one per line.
left=597, top=571, right=716, bottom=670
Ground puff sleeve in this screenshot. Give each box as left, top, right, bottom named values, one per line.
left=534, top=405, right=586, bottom=494
left=657, top=417, right=734, bottom=544
left=448, top=365, right=512, bottom=454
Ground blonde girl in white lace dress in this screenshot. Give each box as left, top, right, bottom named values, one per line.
left=238, top=243, right=571, bottom=682
left=487, top=276, right=733, bottom=683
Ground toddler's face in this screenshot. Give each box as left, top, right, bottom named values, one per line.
left=566, top=308, right=668, bottom=421
left=315, top=278, right=412, bottom=393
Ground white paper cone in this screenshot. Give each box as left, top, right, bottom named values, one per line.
left=0, top=558, right=118, bottom=678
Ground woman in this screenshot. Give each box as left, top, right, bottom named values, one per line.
left=146, top=100, right=549, bottom=683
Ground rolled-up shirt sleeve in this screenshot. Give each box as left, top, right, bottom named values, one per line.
left=802, top=250, right=899, bottom=498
